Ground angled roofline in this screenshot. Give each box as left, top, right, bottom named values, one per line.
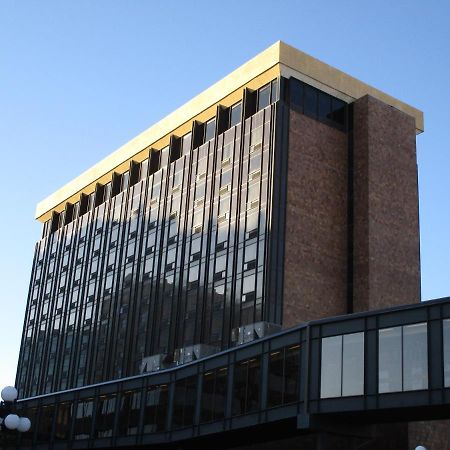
left=35, top=41, right=423, bottom=221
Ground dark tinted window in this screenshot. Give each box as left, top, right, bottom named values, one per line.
left=232, top=356, right=261, bottom=415
left=304, top=85, right=317, bottom=117
left=55, top=402, right=73, bottom=440
left=331, top=98, right=346, bottom=126
left=95, top=394, right=116, bottom=438
left=318, top=92, right=332, bottom=121
left=74, top=398, right=94, bottom=440
left=205, top=118, right=216, bottom=142
left=37, top=404, right=55, bottom=443
left=160, top=146, right=170, bottom=168
left=268, top=345, right=300, bottom=407
left=172, top=375, right=197, bottom=429
left=257, top=85, right=271, bottom=111
left=121, top=171, right=130, bottom=191
left=288, top=76, right=347, bottom=129
left=271, top=79, right=278, bottom=103
left=201, top=367, right=228, bottom=422
left=230, top=102, right=242, bottom=127
left=169, top=142, right=181, bottom=163
left=104, top=182, right=112, bottom=202
left=143, top=384, right=168, bottom=433
left=118, top=389, right=142, bottom=436
left=181, top=132, right=192, bottom=155
left=87, top=192, right=95, bottom=211
left=267, top=350, right=283, bottom=406
left=289, top=78, right=303, bottom=107
left=284, top=345, right=300, bottom=403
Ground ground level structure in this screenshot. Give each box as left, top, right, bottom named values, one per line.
left=10, top=297, right=450, bottom=449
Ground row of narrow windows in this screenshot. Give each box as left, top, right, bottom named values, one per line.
left=42, top=79, right=279, bottom=238
left=19, top=104, right=276, bottom=396
left=42, top=76, right=348, bottom=238
left=17, top=343, right=299, bottom=443
left=16, top=317, right=450, bottom=443
left=320, top=319, right=450, bottom=398
left=287, top=77, right=347, bottom=128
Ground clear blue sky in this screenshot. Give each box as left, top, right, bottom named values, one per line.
left=1, top=0, right=449, bottom=390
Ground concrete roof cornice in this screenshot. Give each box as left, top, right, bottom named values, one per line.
left=35, top=41, right=423, bottom=221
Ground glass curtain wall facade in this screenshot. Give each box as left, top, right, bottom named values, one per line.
left=16, top=336, right=301, bottom=447
left=17, top=81, right=284, bottom=397
left=16, top=76, right=348, bottom=399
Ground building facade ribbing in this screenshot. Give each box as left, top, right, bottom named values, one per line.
left=16, top=74, right=350, bottom=397
left=12, top=42, right=445, bottom=449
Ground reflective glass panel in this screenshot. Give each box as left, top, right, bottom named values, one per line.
left=95, top=394, right=116, bottom=437
left=201, top=370, right=215, bottom=422
left=230, top=102, right=242, bottom=127
left=444, top=319, right=450, bottom=387
left=284, top=345, right=300, bottom=404
left=257, top=85, right=270, bottom=111
left=143, top=384, right=168, bottom=433
left=55, top=402, right=72, bottom=440
left=267, top=350, right=283, bottom=407
left=213, top=367, right=227, bottom=419
left=379, top=323, right=428, bottom=393
left=232, top=357, right=261, bottom=415
left=342, top=332, right=364, bottom=396
left=379, top=327, right=402, bottom=393
left=118, top=389, right=141, bottom=436
left=205, top=119, right=216, bottom=142
left=160, top=146, right=169, bottom=168
left=74, top=398, right=94, bottom=440
left=140, top=160, right=148, bottom=180
left=37, top=404, right=55, bottom=443
left=271, top=79, right=278, bottom=103
left=403, top=323, right=428, bottom=391
left=320, top=335, right=342, bottom=398
left=201, top=367, right=227, bottom=422
left=182, top=132, right=192, bottom=156
left=121, top=171, right=130, bottom=191
left=17, top=83, right=280, bottom=399
left=172, top=375, right=197, bottom=429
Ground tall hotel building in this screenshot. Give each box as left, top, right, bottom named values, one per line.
left=12, top=42, right=449, bottom=449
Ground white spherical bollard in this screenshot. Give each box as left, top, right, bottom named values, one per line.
left=1, top=386, right=18, bottom=403
left=4, top=414, right=20, bottom=430
left=415, top=446, right=427, bottom=450
left=17, top=417, right=31, bottom=433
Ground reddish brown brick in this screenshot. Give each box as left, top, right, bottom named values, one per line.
left=409, top=420, right=450, bottom=450
left=283, top=111, right=348, bottom=327
left=352, top=95, right=420, bottom=311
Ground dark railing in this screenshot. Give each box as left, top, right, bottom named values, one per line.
left=14, top=297, right=450, bottom=448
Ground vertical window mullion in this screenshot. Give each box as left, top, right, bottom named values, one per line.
left=401, top=326, right=404, bottom=391
left=282, top=347, right=287, bottom=404
left=340, top=335, right=344, bottom=396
